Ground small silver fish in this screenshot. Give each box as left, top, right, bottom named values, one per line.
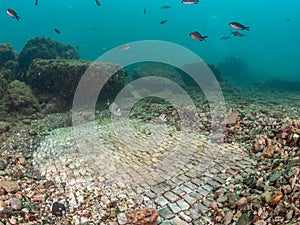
left=109, top=102, right=122, bottom=116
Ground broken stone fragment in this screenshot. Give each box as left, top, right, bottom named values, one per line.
left=0, top=181, right=20, bottom=193
left=223, top=110, right=239, bottom=125
left=126, top=208, right=158, bottom=225
left=51, top=202, right=66, bottom=216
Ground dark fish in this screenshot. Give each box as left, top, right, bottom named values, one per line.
left=160, top=20, right=168, bottom=24
left=35, top=0, right=38, bottom=6
left=286, top=18, right=290, bottom=22
left=182, top=0, right=199, bottom=5
left=229, top=22, right=250, bottom=31
left=221, top=36, right=230, bottom=40
left=95, top=0, right=101, bottom=6
left=161, top=5, right=171, bottom=9
left=6, top=8, right=21, bottom=20
left=232, top=31, right=245, bottom=37
left=144, top=6, right=147, bottom=15
left=190, top=31, right=207, bottom=41
left=54, top=28, right=61, bottom=34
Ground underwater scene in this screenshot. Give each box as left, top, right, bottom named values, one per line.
left=0, top=0, right=300, bottom=224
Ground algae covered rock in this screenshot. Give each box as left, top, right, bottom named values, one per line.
left=0, top=74, right=9, bottom=99
left=27, top=59, right=126, bottom=104
left=130, top=62, right=186, bottom=89
left=0, top=44, right=19, bottom=91
left=3, top=80, right=40, bottom=115
left=0, top=43, right=17, bottom=67
left=18, top=37, right=80, bottom=72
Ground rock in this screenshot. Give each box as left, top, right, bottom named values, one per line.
left=0, top=121, right=10, bottom=133
left=209, top=201, right=219, bottom=209
left=51, top=202, right=66, bottom=216
left=10, top=198, right=23, bottom=211
left=227, top=193, right=240, bottom=207
left=264, top=190, right=283, bottom=205
left=269, top=172, right=282, bottom=182
left=117, top=212, right=128, bottom=225
left=223, top=211, right=233, bottom=225
left=0, top=43, right=17, bottom=67
left=26, top=59, right=126, bottom=109
left=236, top=197, right=247, bottom=207
left=274, top=203, right=284, bottom=215
left=254, top=220, right=267, bottom=225
left=285, top=210, right=293, bottom=220
left=130, top=62, right=186, bottom=88
left=3, top=80, right=40, bottom=115
left=18, top=36, right=79, bottom=72
left=126, top=208, right=158, bottom=225
left=32, top=195, right=45, bottom=202
left=236, top=213, right=250, bottom=225
left=43, top=180, right=55, bottom=188
left=0, top=181, right=20, bottom=193
left=262, top=144, right=275, bottom=158
left=223, top=110, right=239, bottom=125
left=252, top=135, right=267, bottom=153
left=0, top=158, right=7, bottom=170
left=243, top=177, right=256, bottom=188
left=9, top=217, right=17, bottom=225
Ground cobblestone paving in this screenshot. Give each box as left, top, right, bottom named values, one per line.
left=33, top=119, right=256, bottom=224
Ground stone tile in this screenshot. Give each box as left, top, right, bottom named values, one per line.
left=170, top=177, right=184, bottom=186
left=178, top=185, right=192, bottom=194
left=182, top=193, right=197, bottom=205
left=178, top=211, right=192, bottom=223
left=155, top=196, right=169, bottom=207
left=159, top=221, right=172, bottom=225
left=172, top=187, right=186, bottom=197
left=196, top=187, right=209, bottom=196
left=206, top=179, right=220, bottom=188
left=169, top=203, right=181, bottom=214
left=169, top=216, right=188, bottom=225
left=189, top=206, right=201, bottom=220
left=212, top=176, right=225, bottom=184
left=197, top=203, right=209, bottom=214
left=184, top=181, right=198, bottom=190
left=145, top=190, right=157, bottom=199
left=159, top=206, right=174, bottom=220
left=117, top=212, right=128, bottom=225
left=185, top=170, right=199, bottom=178
left=152, top=186, right=165, bottom=195
left=164, top=191, right=180, bottom=203
left=176, top=199, right=190, bottom=211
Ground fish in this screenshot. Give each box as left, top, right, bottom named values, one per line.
left=189, top=31, right=208, bottom=41
left=35, top=0, right=38, bottom=6
left=221, top=36, right=230, bottom=40
left=229, top=22, right=250, bottom=31
left=6, top=8, right=21, bottom=20
left=95, top=0, right=101, bottom=6
left=182, top=0, right=199, bottom=5
left=109, top=102, right=122, bottom=116
left=144, top=6, right=147, bottom=15
left=118, top=44, right=130, bottom=51
left=159, top=114, right=168, bottom=122
left=54, top=28, right=61, bottom=34
left=232, top=31, right=245, bottom=37
left=161, top=5, right=171, bottom=9
left=160, top=20, right=168, bottom=24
